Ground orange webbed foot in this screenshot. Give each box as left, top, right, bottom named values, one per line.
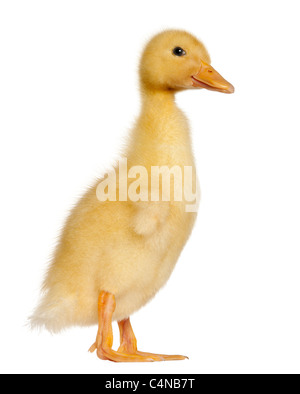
left=117, top=318, right=188, bottom=362
left=89, top=292, right=188, bottom=363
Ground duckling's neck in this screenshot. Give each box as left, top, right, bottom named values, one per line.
left=139, top=88, right=177, bottom=137
left=141, top=88, right=175, bottom=114
left=127, top=87, right=194, bottom=167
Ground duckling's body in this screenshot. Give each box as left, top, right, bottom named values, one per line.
left=31, top=30, right=233, bottom=361
left=36, top=91, right=196, bottom=331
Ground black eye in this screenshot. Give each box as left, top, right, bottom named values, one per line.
left=172, top=47, right=186, bottom=57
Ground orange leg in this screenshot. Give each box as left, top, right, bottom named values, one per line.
left=118, top=318, right=188, bottom=361
left=89, top=291, right=188, bottom=362
left=89, top=291, right=154, bottom=362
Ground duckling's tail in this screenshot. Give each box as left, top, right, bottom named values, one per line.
left=28, top=292, right=76, bottom=334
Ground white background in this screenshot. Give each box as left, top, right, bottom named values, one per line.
left=1, top=0, right=299, bottom=374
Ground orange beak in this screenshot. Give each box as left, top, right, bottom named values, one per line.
left=192, top=60, right=234, bottom=94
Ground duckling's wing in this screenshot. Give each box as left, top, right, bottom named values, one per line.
left=131, top=201, right=170, bottom=236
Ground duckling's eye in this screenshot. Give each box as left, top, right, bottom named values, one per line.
left=172, top=47, right=186, bottom=57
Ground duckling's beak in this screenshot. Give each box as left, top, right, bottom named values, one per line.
left=191, top=60, right=234, bottom=93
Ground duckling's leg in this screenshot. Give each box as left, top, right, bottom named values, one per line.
left=88, top=291, right=155, bottom=362
left=118, top=318, right=188, bottom=361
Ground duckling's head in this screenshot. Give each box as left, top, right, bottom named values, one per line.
left=140, top=30, right=234, bottom=94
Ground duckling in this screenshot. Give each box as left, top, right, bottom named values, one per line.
left=30, top=29, right=234, bottom=362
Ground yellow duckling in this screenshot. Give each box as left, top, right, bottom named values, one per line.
left=30, top=29, right=234, bottom=362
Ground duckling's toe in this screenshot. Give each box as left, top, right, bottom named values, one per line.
left=90, top=341, right=156, bottom=362
left=99, top=348, right=155, bottom=363
left=136, top=351, right=188, bottom=361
